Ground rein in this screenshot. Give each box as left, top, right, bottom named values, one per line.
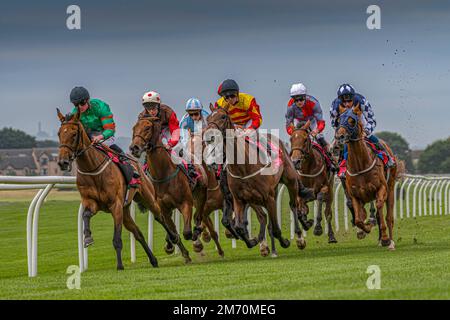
left=346, top=158, right=378, bottom=177
left=297, top=164, right=325, bottom=178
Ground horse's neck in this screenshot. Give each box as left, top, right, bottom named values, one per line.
left=146, top=147, right=176, bottom=178
left=301, top=144, right=322, bottom=171
left=347, top=139, right=373, bottom=171
left=76, top=134, right=106, bottom=172
left=226, top=134, right=261, bottom=175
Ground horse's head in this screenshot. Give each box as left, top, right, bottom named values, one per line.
left=290, top=120, right=312, bottom=170
left=335, top=104, right=363, bottom=145
left=204, top=103, right=232, bottom=145
left=56, top=107, right=85, bottom=171
left=129, top=114, right=161, bottom=157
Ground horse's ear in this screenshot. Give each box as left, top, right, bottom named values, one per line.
left=56, top=108, right=65, bottom=123
left=302, top=120, right=311, bottom=130
left=338, top=104, right=346, bottom=115
left=353, top=103, right=362, bottom=115
left=209, top=103, right=216, bottom=112
left=72, top=107, right=81, bottom=122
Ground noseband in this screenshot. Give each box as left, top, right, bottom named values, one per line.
left=58, top=121, right=92, bottom=160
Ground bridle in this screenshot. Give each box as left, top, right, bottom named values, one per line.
left=132, top=116, right=165, bottom=153
left=58, top=121, right=94, bottom=161
left=290, top=128, right=312, bottom=163
left=336, top=108, right=364, bottom=144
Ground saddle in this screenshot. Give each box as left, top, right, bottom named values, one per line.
left=364, top=139, right=391, bottom=167
left=311, top=142, right=333, bottom=170
left=243, top=133, right=283, bottom=169
left=95, top=145, right=141, bottom=188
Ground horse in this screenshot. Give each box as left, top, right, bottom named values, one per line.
left=335, top=104, right=397, bottom=250
left=129, top=114, right=208, bottom=261
left=187, top=132, right=275, bottom=257
left=290, top=120, right=337, bottom=243
left=204, top=104, right=314, bottom=254
left=56, top=108, right=161, bottom=270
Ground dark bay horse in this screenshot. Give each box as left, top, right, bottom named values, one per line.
left=129, top=114, right=208, bottom=261
left=335, top=105, right=397, bottom=250
left=187, top=132, right=274, bottom=257
left=56, top=108, right=162, bottom=270
left=205, top=105, right=314, bottom=254
left=290, top=120, right=337, bottom=243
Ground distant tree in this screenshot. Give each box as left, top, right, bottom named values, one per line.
left=36, top=140, right=59, bottom=148
left=376, top=131, right=414, bottom=172
left=417, top=137, right=450, bottom=174
left=0, top=127, right=36, bottom=149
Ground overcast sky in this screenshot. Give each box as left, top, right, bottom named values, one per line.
left=1, top=0, right=449, bottom=149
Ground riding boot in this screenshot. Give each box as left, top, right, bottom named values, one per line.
left=316, top=136, right=338, bottom=173
left=338, top=159, right=347, bottom=178
left=110, top=144, right=141, bottom=187
left=375, top=142, right=395, bottom=168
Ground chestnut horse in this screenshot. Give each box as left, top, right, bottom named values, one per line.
left=129, top=114, right=208, bottom=261
left=290, top=120, right=337, bottom=243
left=335, top=105, right=397, bottom=250
left=205, top=105, right=314, bottom=254
left=56, top=108, right=163, bottom=270
left=187, top=132, right=275, bottom=257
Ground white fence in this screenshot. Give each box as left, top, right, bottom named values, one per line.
left=1, top=174, right=449, bottom=277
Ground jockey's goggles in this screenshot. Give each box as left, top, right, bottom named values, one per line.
left=292, top=95, right=306, bottom=102
left=189, top=112, right=201, bottom=117
left=341, top=94, right=354, bottom=102
left=223, top=92, right=238, bottom=100
left=74, top=99, right=88, bottom=107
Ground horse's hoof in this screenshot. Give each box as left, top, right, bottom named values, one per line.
left=271, top=252, right=278, bottom=258
left=183, top=231, right=193, bottom=241
left=381, top=239, right=391, bottom=247
left=202, top=231, right=212, bottom=243
left=296, top=238, right=306, bottom=250
left=164, top=244, right=175, bottom=255
left=388, top=240, right=396, bottom=251
left=280, top=238, right=290, bottom=249
left=150, top=258, right=159, bottom=268
left=247, top=238, right=259, bottom=248
left=193, top=241, right=204, bottom=253
left=259, top=244, right=270, bottom=257
left=184, top=257, right=192, bottom=264
left=84, top=236, right=94, bottom=248
left=328, top=236, right=338, bottom=243
left=224, top=229, right=234, bottom=239
left=117, top=265, right=124, bottom=271
left=357, top=230, right=366, bottom=240
left=313, top=225, right=323, bottom=236
left=218, top=251, right=225, bottom=258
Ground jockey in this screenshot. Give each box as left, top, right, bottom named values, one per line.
left=141, top=91, right=180, bottom=150
left=214, top=79, right=263, bottom=132
left=330, top=83, right=395, bottom=178
left=69, top=86, right=140, bottom=187
left=179, top=97, right=209, bottom=151
left=285, top=83, right=336, bottom=171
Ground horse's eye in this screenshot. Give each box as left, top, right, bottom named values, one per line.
left=348, top=118, right=356, bottom=127
left=221, top=115, right=227, bottom=120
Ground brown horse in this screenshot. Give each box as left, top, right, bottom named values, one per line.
left=187, top=132, right=274, bottom=257
left=290, top=120, right=337, bottom=243
left=205, top=105, right=314, bottom=254
left=129, top=114, right=208, bottom=261
left=335, top=104, right=397, bottom=250
left=56, top=108, right=163, bottom=270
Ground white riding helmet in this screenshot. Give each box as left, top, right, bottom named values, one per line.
left=290, top=83, right=307, bottom=97
left=142, top=91, right=161, bottom=104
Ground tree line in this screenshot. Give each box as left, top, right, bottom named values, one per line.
left=0, top=127, right=448, bottom=174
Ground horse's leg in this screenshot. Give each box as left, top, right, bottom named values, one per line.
left=323, top=187, right=337, bottom=243
left=203, top=215, right=224, bottom=257
left=123, top=206, right=158, bottom=267
left=266, top=196, right=291, bottom=249
left=341, top=178, right=356, bottom=226
left=352, top=198, right=371, bottom=237
left=82, top=208, right=95, bottom=247
left=369, top=201, right=377, bottom=225
left=111, top=204, right=124, bottom=270
left=192, top=191, right=207, bottom=241
left=267, top=219, right=278, bottom=257
left=376, top=185, right=390, bottom=247
left=201, top=221, right=212, bottom=243
left=232, top=198, right=258, bottom=249
left=161, top=208, right=192, bottom=264
left=179, top=202, right=193, bottom=241
left=253, top=205, right=269, bottom=257
left=314, top=194, right=324, bottom=236
left=386, top=184, right=396, bottom=250
left=219, top=172, right=240, bottom=239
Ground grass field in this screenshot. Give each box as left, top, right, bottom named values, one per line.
left=0, top=190, right=449, bottom=300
